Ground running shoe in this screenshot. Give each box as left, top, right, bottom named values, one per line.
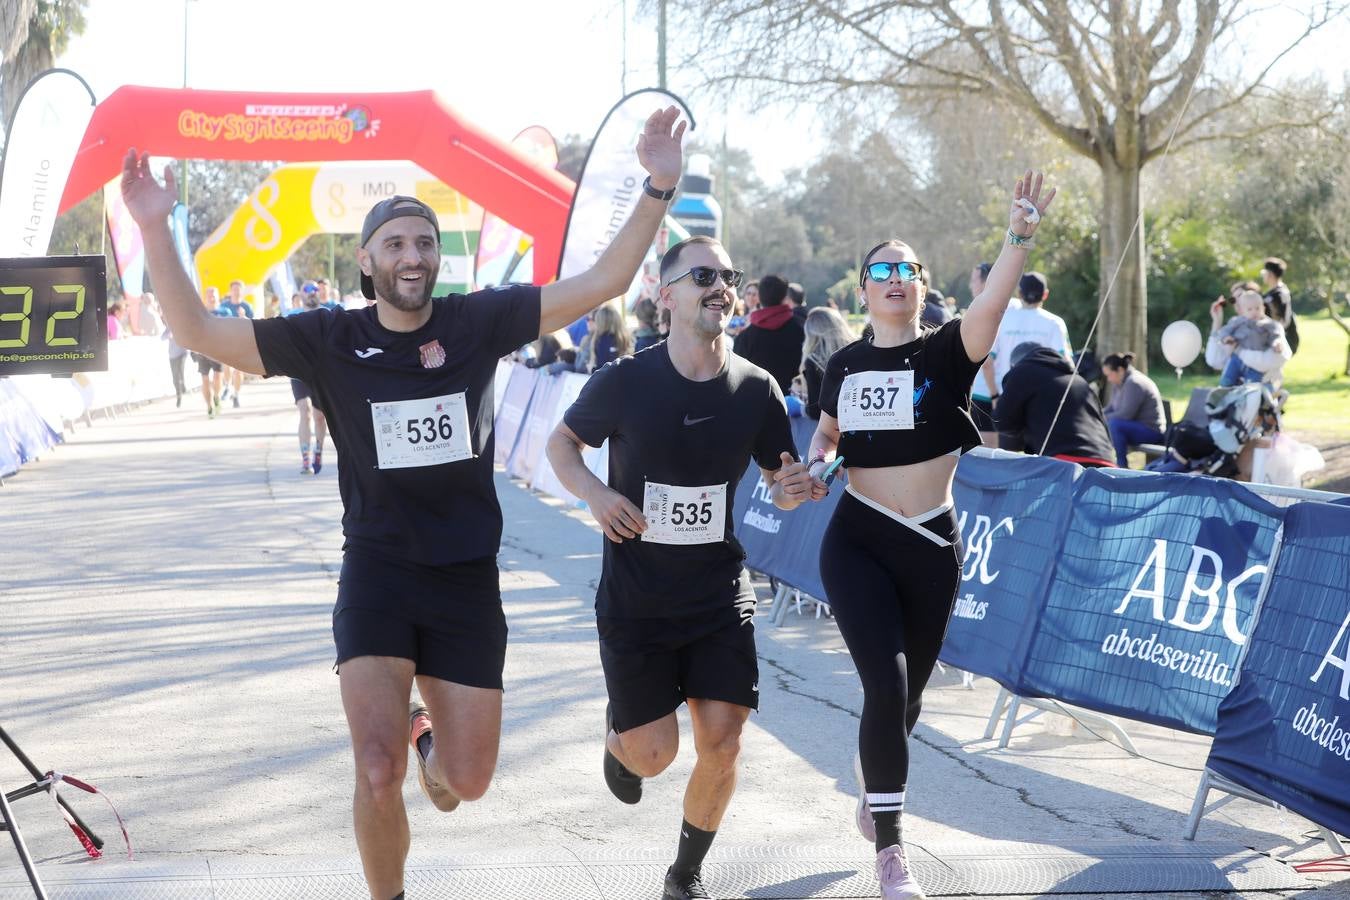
left=854, top=751, right=876, bottom=843
left=876, top=844, right=926, bottom=899
left=409, top=703, right=459, bottom=812
left=602, top=702, right=642, bottom=804
left=312, top=450, right=323, bottom=475
left=662, top=866, right=711, bottom=899
left=232, top=394, right=240, bottom=408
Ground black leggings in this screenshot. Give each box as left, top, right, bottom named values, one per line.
left=820, top=487, right=963, bottom=795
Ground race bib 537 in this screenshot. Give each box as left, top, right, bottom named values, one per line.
left=837, top=370, right=915, bottom=431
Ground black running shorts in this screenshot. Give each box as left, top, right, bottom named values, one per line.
left=332, top=549, right=507, bottom=690
left=598, top=576, right=759, bottom=733
left=290, top=378, right=311, bottom=402
left=194, top=352, right=223, bottom=375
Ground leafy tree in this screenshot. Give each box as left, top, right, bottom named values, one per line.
left=666, top=0, right=1344, bottom=358
left=0, top=0, right=87, bottom=133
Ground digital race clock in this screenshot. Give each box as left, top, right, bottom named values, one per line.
left=0, top=255, right=108, bottom=376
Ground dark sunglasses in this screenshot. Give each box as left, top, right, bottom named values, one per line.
left=667, top=266, right=744, bottom=289
left=863, top=261, right=924, bottom=285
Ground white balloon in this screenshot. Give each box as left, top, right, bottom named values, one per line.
left=1160, top=320, right=1203, bottom=370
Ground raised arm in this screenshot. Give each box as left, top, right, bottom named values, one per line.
left=121, top=150, right=264, bottom=374
left=960, top=171, right=1057, bottom=363
left=538, top=107, right=686, bottom=335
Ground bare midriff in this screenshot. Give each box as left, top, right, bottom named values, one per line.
left=846, top=453, right=959, bottom=518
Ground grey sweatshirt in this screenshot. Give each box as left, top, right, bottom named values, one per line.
left=1103, top=370, right=1165, bottom=432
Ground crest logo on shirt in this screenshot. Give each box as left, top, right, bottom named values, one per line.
left=419, top=339, right=446, bottom=369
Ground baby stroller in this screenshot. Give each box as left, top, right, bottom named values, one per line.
left=1147, top=383, right=1283, bottom=478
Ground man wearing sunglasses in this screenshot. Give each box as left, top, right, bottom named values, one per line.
left=547, top=235, right=823, bottom=900
left=732, top=273, right=806, bottom=394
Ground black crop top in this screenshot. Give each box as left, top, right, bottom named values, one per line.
left=819, top=319, right=985, bottom=468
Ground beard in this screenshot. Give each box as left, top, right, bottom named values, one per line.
left=372, top=264, right=435, bottom=312
left=690, top=289, right=730, bottom=338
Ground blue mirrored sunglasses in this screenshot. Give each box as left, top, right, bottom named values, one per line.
left=864, top=261, right=924, bottom=285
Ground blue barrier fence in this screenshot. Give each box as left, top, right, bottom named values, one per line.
left=1207, top=501, right=1350, bottom=839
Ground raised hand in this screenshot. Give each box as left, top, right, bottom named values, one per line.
left=121, top=149, right=177, bottom=229
left=636, top=106, right=687, bottom=191
left=1009, top=170, right=1056, bottom=238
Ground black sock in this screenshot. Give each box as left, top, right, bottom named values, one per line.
left=672, top=819, right=716, bottom=876
left=416, top=732, right=433, bottom=761
left=388, top=893, right=404, bottom=900
left=873, top=812, right=900, bottom=852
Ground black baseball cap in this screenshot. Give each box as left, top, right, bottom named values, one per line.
left=359, top=196, right=441, bottom=300
left=1019, top=271, right=1048, bottom=303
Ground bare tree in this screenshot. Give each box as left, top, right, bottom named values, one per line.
left=666, top=0, right=1344, bottom=356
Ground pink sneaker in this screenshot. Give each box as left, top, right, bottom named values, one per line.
left=854, top=752, right=876, bottom=843
left=876, top=844, right=926, bottom=899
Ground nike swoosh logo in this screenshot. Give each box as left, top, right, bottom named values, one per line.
left=683, top=415, right=714, bottom=426
left=354, top=348, right=384, bottom=358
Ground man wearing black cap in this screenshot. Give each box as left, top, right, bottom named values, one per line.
left=119, top=106, right=686, bottom=900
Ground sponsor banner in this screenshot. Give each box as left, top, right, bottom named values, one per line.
left=1208, top=501, right=1350, bottom=838
left=731, top=416, right=842, bottom=600
left=169, top=203, right=198, bottom=292
left=557, top=89, right=694, bottom=282
left=495, top=365, right=542, bottom=466
left=104, top=177, right=145, bottom=295
left=476, top=126, right=560, bottom=288
left=0, top=69, right=96, bottom=257
left=1021, top=470, right=1283, bottom=733
left=506, top=370, right=564, bottom=484
left=530, top=372, right=592, bottom=503
left=940, top=455, right=1078, bottom=689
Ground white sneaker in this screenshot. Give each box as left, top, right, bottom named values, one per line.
left=853, top=751, right=876, bottom=843
left=876, top=844, right=926, bottom=899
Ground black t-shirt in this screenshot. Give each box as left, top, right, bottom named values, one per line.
left=563, top=343, right=795, bottom=618
left=819, top=319, right=984, bottom=468
left=253, top=286, right=540, bottom=566
left=733, top=317, right=805, bottom=393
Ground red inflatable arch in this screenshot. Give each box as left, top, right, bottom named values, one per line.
left=58, top=86, right=575, bottom=282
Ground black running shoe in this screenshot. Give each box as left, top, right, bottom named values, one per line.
left=603, top=701, right=642, bottom=804
left=663, top=866, right=711, bottom=899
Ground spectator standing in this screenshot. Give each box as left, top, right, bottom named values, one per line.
left=588, top=300, right=634, bottom=370
left=800, top=307, right=855, bottom=420
left=787, top=281, right=809, bottom=326
left=990, top=271, right=1073, bottom=391
left=733, top=274, right=806, bottom=393
left=632, top=296, right=663, bottom=352
left=997, top=341, right=1114, bottom=466
left=1261, top=257, right=1298, bottom=355
left=921, top=286, right=952, bottom=327
left=1101, top=352, right=1165, bottom=467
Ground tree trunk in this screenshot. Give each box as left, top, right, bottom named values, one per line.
left=0, top=24, right=53, bottom=130
left=1097, top=157, right=1148, bottom=370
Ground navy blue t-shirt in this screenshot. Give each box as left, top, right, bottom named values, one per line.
left=253, top=286, right=540, bottom=566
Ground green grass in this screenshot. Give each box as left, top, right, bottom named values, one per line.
left=1155, top=312, right=1350, bottom=439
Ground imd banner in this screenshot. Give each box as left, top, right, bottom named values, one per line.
left=0, top=69, right=96, bottom=257
left=940, top=455, right=1078, bottom=689
left=1020, top=470, right=1283, bottom=733
left=1207, top=501, right=1350, bottom=839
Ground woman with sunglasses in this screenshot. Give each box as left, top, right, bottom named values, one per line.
left=806, top=172, right=1054, bottom=899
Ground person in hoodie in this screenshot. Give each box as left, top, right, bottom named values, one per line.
left=733, top=273, right=806, bottom=393
left=996, top=341, right=1115, bottom=467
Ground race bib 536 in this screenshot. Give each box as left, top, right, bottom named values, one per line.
left=370, top=392, right=473, bottom=469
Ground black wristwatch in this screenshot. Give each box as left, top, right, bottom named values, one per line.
left=642, top=176, right=676, bottom=202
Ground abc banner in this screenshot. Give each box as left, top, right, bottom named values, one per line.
left=940, top=455, right=1078, bottom=689
left=1207, top=501, right=1350, bottom=839
left=1020, top=470, right=1282, bottom=734
left=732, top=417, right=842, bottom=600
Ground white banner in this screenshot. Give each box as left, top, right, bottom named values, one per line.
left=557, top=89, right=694, bottom=281
left=0, top=69, right=96, bottom=257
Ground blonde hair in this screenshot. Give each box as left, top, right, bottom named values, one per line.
left=801, top=306, right=856, bottom=375
left=589, top=300, right=633, bottom=368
